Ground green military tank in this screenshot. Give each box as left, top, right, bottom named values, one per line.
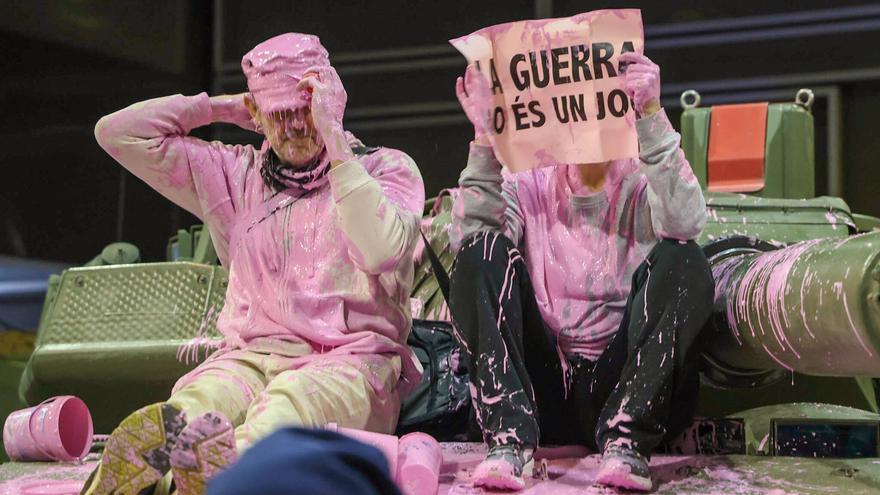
left=3, top=89, right=880, bottom=493
left=680, top=88, right=880, bottom=430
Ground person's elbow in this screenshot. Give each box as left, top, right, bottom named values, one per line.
left=353, top=242, right=408, bottom=276
left=94, top=113, right=127, bottom=157
left=655, top=206, right=706, bottom=241
left=676, top=210, right=707, bottom=241
left=94, top=114, right=113, bottom=150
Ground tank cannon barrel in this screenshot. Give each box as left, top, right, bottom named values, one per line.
left=706, top=232, right=880, bottom=377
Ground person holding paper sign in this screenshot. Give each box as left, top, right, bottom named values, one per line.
left=449, top=51, right=712, bottom=491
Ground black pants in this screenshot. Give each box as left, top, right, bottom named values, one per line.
left=448, top=234, right=714, bottom=457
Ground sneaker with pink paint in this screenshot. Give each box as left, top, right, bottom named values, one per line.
left=79, top=403, right=187, bottom=495
left=471, top=445, right=530, bottom=491
left=595, top=445, right=653, bottom=492
left=170, top=411, right=237, bottom=495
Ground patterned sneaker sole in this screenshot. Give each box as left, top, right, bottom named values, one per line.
left=595, top=457, right=653, bottom=492
left=170, top=411, right=237, bottom=495
left=472, top=458, right=526, bottom=491
left=81, top=403, right=186, bottom=495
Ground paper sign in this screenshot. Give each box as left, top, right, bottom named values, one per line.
left=450, top=9, right=644, bottom=172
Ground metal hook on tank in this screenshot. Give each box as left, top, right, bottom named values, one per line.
left=680, top=90, right=701, bottom=109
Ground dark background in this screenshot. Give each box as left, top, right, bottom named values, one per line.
left=2, top=0, right=879, bottom=263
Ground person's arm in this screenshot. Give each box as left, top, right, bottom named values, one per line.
left=93, top=92, right=253, bottom=219
left=298, top=66, right=425, bottom=274
left=620, top=52, right=706, bottom=240
left=450, top=144, right=525, bottom=251
left=330, top=149, right=425, bottom=274
left=449, top=65, right=525, bottom=251
left=636, top=110, right=706, bottom=240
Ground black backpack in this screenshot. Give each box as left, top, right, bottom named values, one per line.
left=396, top=319, right=474, bottom=440
left=395, top=231, right=477, bottom=440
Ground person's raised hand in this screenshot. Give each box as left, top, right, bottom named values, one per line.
left=297, top=66, right=353, bottom=164
left=455, top=64, right=495, bottom=146
left=619, top=52, right=661, bottom=117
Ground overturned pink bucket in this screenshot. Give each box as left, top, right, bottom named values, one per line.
left=3, top=396, right=93, bottom=462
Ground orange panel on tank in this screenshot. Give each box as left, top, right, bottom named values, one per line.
left=707, top=102, right=768, bottom=193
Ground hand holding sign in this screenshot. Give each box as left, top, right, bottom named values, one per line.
left=450, top=10, right=645, bottom=172
left=619, top=52, right=661, bottom=117
left=456, top=65, right=495, bottom=145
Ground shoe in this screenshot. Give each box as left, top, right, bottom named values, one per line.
left=595, top=444, right=653, bottom=492
left=80, top=403, right=187, bottom=495
left=471, top=444, right=531, bottom=491
left=170, top=411, right=237, bottom=495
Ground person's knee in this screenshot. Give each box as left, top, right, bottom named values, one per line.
left=652, top=240, right=714, bottom=300
left=256, top=364, right=382, bottom=431
left=654, top=239, right=706, bottom=265
left=237, top=389, right=304, bottom=449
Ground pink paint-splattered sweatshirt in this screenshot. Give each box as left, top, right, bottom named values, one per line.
left=95, top=93, right=425, bottom=394
left=451, top=109, right=706, bottom=360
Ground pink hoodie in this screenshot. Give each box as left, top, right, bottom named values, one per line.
left=95, top=93, right=426, bottom=394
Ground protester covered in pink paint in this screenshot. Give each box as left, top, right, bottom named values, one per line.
left=449, top=51, right=714, bottom=491
left=82, top=33, right=424, bottom=495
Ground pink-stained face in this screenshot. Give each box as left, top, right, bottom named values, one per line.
left=248, top=99, right=324, bottom=167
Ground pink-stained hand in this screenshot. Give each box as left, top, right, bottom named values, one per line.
left=619, top=52, right=662, bottom=117
left=455, top=64, right=495, bottom=145
left=297, top=65, right=354, bottom=164
left=210, top=93, right=259, bottom=132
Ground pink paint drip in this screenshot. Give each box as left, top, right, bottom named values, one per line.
left=642, top=262, right=651, bottom=324
left=761, top=343, right=794, bottom=371
left=724, top=240, right=823, bottom=364
left=176, top=305, right=223, bottom=365
left=840, top=287, right=874, bottom=357
left=797, top=269, right=817, bottom=339
left=605, top=398, right=632, bottom=430
left=825, top=211, right=839, bottom=230
left=497, top=248, right=524, bottom=328
left=488, top=231, right=501, bottom=260
left=556, top=341, right=573, bottom=399
left=712, top=256, right=744, bottom=345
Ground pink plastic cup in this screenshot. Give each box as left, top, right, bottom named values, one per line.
left=396, top=432, right=442, bottom=495
left=3, top=396, right=93, bottom=462
left=327, top=423, right=400, bottom=476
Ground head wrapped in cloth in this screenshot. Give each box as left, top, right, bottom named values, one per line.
left=242, top=33, right=331, bottom=114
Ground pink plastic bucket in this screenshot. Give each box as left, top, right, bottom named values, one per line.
left=3, top=396, right=93, bottom=462
left=396, top=432, right=442, bottom=495
left=327, top=424, right=400, bottom=476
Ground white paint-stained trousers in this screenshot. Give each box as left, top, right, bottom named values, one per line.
left=168, top=338, right=402, bottom=451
